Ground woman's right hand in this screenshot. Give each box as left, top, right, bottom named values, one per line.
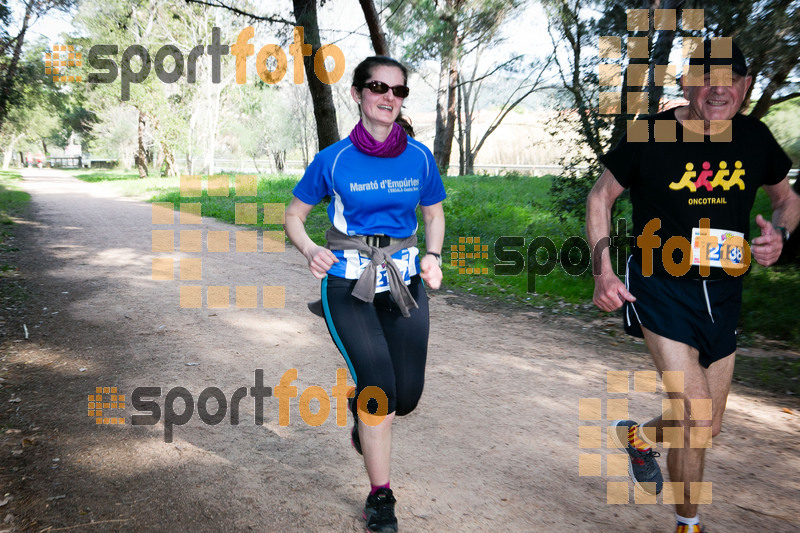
left=305, top=245, right=339, bottom=279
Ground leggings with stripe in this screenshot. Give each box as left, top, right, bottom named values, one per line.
left=322, top=274, right=429, bottom=416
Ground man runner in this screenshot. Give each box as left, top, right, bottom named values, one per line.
left=587, top=38, right=800, bottom=533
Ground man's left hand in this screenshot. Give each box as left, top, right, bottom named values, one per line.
left=751, top=214, right=783, bottom=266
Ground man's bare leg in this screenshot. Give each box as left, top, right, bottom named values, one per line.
left=639, top=326, right=735, bottom=518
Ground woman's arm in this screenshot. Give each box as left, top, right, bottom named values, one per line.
left=419, top=202, right=445, bottom=289
left=284, top=196, right=338, bottom=279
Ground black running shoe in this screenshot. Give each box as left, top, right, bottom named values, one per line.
left=349, top=396, right=362, bottom=455
left=363, top=488, right=397, bottom=533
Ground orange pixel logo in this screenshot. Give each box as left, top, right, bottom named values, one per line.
left=151, top=175, right=286, bottom=309
left=88, top=386, right=125, bottom=425
left=579, top=370, right=713, bottom=505
left=46, top=45, right=83, bottom=83
left=451, top=236, right=489, bottom=275
left=597, top=9, right=736, bottom=140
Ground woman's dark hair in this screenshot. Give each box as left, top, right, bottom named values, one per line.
left=352, top=56, right=408, bottom=89
left=395, top=115, right=415, bottom=137
left=352, top=56, right=413, bottom=136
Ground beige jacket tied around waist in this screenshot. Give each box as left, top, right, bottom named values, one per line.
left=324, top=226, right=419, bottom=318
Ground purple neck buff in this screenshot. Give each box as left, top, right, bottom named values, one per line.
left=349, top=121, right=408, bottom=158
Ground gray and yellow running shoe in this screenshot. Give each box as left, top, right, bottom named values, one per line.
left=610, top=419, right=663, bottom=495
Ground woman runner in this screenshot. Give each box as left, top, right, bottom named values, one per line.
left=284, top=56, right=446, bottom=533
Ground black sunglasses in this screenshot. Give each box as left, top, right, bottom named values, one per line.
left=363, top=80, right=410, bottom=98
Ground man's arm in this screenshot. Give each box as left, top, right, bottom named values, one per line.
left=751, top=178, right=800, bottom=266
left=586, top=168, right=636, bottom=312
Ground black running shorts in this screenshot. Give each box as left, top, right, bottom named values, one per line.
left=623, top=257, right=742, bottom=368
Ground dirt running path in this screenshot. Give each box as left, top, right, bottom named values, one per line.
left=1, top=168, right=799, bottom=532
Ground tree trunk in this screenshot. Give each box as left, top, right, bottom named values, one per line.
left=749, top=62, right=793, bottom=120
left=433, top=21, right=458, bottom=176
left=465, top=151, right=475, bottom=176
left=272, top=150, right=286, bottom=173
left=187, top=113, right=195, bottom=175
left=161, top=143, right=177, bottom=177
left=155, top=146, right=165, bottom=176
left=358, top=0, right=388, bottom=55
left=201, top=54, right=221, bottom=176
left=648, top=0, right=679, bottom=113
left=456, top=74, right=465, bottom=176
left=135, top=110, right=148, bottom=179
left=463, top=81, right=473, bottom=175
left=2, top=133, right=24, bottom=170
left=558, top=1, right=605, bottom=159
left=0, top=0, right=33, bottom=134
left=293, top=0, right=340, bottom=151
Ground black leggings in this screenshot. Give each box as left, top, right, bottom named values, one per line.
left=321, top=274, right=429, bottom=416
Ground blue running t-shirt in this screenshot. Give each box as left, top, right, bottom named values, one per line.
left=293, top=136, right=446, bottom=290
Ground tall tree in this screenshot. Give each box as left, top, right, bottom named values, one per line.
left=186, top=0, right=340, bottom=150
left=292, top=0, right=338, bottom=149
left=548, top=0, right=800, bottom=158
left=0, top=0, right=75, bottom=133
left=456, top=52, right=555, bottom=175
left=389, top=0, right=522, bottom=174
left=358, top=0, right=388, bottom=55
left=699, top=0, right=800, bottom=119
left=1, top=38, right=70, bottom=169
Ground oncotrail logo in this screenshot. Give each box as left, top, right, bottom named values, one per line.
left=50, top=26, right=345, bottom=100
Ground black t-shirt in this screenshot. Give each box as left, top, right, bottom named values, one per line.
left=600, top=108, right=792, bottom=279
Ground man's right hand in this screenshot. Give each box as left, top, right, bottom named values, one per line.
left=592, top=272, right=636, bottom=312
left=306, top=246, right=339, bottom=279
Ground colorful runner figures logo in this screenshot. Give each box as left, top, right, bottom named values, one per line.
left=669, top=161, right=746, bottom=193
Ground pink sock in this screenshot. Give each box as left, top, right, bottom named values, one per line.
left=370, top=482, right=390, bottom=495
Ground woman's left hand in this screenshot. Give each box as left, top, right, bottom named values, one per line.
left=420, top=254, right=442, bottom=290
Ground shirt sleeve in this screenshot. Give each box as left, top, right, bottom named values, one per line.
left=292, top=152, right=331, bottom=204
left=418, top=145, right=447, bottom=206
left=758, top=121, right=793, bottom=186
left=598, top=134, right=642, bottom=189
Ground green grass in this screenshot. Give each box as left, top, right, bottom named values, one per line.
left=740, top=188, right=800, bottom=346
left=71, top=169, right=179, bottom=197
left=73, top=171, right=139, bottom=183
left=0, top=170, right=30, bottom=312
left=0, top=170, right=31, bottom=227
left=734, top=355, right=800, bottom=396
left=437, top=174, right=595, bottom=308
left=143, top=174, right=332, bottom=240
